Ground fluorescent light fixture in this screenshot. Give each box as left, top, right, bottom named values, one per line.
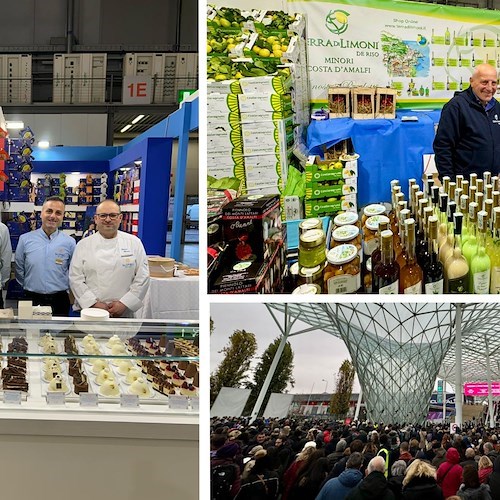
left=71, top=172, right=80, bottom=175
left=131, top=114, right=145, bottom=124
left=6, top=121, right=24, bottom=129
left=38, top=140, right=50, bottom=148
left=120, top=124, right=132, bottom=133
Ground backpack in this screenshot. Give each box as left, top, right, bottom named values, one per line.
left=212, top=463, right=238, bottom=500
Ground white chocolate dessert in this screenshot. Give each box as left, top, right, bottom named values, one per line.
left=44, top=362, right=62, bottom=381
left=96, top=368, right=114, bottom=385
left=83, top=341, right=101, bottom=355
left=91, top=359, right=108, bottom=374
left=81, top=334, right=96, bottom=348
left=43, top=358, right=62, bottom=371
left=117, top=360, right=134, bottom=374
left=106, top=335, right=122, bottom=348
left=111, top=344, right=126, bottom=356
left=48, top=374, right=68, bottom=392
left=125, top=368, right=142, bottom=384
left=129, top=377, right=151, bottom=397
left=43, top=341, right=59, bottom=354
left=99, top=379, right=120, bottom=396
left=38, top=333, right=54, bottom=347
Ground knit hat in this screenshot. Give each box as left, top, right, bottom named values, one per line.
left=302, top=441, right=317, bottom=451
left=216, top=442, right=239, bottom=459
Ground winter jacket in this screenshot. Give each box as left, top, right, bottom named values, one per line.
left=433, top=86, right=500, bottom=179
left=316, top=468, right=363, bottom=500
left=437, top=447, right=463, bottom=498
left=401, top=475, right=443, bottom=500
left=234, top=471, right=279, bottom=500
left=345, top=471, right=396, bottom=500
left=398, top=451, right=413, bottom=464
left=480, top=467, right=494, bottom=484
left=457, top=483, right=492, bottom=500
left=487, top=456, right=500, bottom=500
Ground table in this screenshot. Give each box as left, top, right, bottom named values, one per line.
left=307, top=110, right=442, bottom=205
left=137, top=271, right=199, bottom=320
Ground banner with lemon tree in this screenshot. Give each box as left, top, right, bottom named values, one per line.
left=289, top=0, right=500, bottom=109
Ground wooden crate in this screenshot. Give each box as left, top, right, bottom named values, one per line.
left=375, top=87, right=397, bottom=119
left=351, top=87, right=376, bottom=119
left=328, top=87, right=351, bottom=118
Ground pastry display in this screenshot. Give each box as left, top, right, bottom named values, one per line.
left=44, top=362, right=62, bottom=381
left=111, top=344, right=126, bottom=356
left=48, top=374, right=68, bottom=392
left=95, top=367, right=114, bottom=385
left=106, top=335, right=122, bottom=348
left=117, top=360, right=134, bottom=374
left=68, top=358, right=82, bottom=376
left=184, top=362, right=198, bottom=379
left=43, top=341, right=59, bottom=354
left=38, top=333, right=54, bottom=348
left=125, top=368, right=142, bottom=384
left=172, top=372, right=186, bottom=387
left=3, top=337, right=29, bottom=392
left=129, top=377, right=151, bottom=397
left=99, top=379, right=120, bottom=397
left=72, top=372, right=89, bottom=394
left=64, top=335, right=78, bottom=354
left=180, top=382, right=197, bottom=397
left=91, top=358, right=108, bottom=374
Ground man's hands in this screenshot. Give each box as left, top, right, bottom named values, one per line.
left=91, top=300, right=127, bottom=318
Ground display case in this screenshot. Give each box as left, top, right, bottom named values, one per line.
left=0, top=317, right=199, bottom=499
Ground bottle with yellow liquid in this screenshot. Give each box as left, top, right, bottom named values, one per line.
left=489, top=207, right=500, bottom=293
left=445, top=212, right=469, bottom=293
left=462, top=201, right=479, bottom=291
left=460, top=194, right=470, bottom=247
left=471, top=210, right=491, bottom=294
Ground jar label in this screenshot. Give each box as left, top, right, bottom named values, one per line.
left=404, top=281, right=422, bottom=294
left=448, top=274, right=468, bottom=293
left=379, top=280, right=398, bottom=294
left=473, top=269, right=490, bottom=294
left=364, top=237, right=378, bottom=256
left=490, top=266, right=500, bottom=293
left=425, top=279, right=444, bottom=294
left=327, top=273, right=360, bottom=294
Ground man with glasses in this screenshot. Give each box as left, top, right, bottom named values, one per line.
left=15, top=195, right=76, bottom=316
left=69, top=199, right=150, bottom=318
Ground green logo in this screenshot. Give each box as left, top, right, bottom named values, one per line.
left=325, top=9, right=349, bottom=35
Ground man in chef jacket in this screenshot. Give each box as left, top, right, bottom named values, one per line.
left=69, top=199, right=150, bottom=318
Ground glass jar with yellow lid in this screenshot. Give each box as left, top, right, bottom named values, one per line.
left=324, top=244, right=361, bottom=294
left=298, top=228, right=326, bottom=268
left=333, top=211, right=360, bottom=230
left=331, top=224, right=362, bottom=259
left=361, top=203, right=387, bottom=226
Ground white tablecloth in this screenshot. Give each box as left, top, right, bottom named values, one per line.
left=137, top=272, right=199, bottom=320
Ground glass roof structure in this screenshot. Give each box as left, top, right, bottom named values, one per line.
left=266, top=303, right=500, bottom=423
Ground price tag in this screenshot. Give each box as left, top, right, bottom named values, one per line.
left=4, top=390, right=22, bottom=405
left=169, top=395, right=189, bottom=410
left=79, top=393, right=98, bottom=407
left=46, top=392, right=65, bottom=406
left=190, top=397, right=199, bottom=411
left=120, top=394, right=139, bottom=408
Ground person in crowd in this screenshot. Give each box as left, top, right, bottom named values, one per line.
left=288, top=450, right=327, bottom=500
left=330, top=439, right=365, bottom=479
left=282, top=442, right=316, bottom=500
left=461, top=448, right=479, bottom=470
left=433, top=63, right=500, bottom=180
left=326, top=439, right=347, bottom=472
left=316, top=452, right=364, bottom=500
left=401, top=459, right=442, bottom=500
left=437, top=447, right=463, bottom=499
left=69, top=199, right=149, bottom=318
left=82, top=221, right=96, bottom=238
left=479, top=456, right=494, bottom=484
left=15, top=196, right=75, bottom=315
left=0, top=219, right=11, bottom=309
left=235, top=449, right=279, bottom=500
left=485, top=442, right=499, bottom=463
left=211, top=441, right=242, bottom=500
left=398, top=442, right=413, bottom=465
left=457, top=464, right=492, bottom=499
left=487, top=456, right=500, bottom=500
left=432, top=445, right=448, bottom=469
left=362, top=442, right=378, bottom=464
left=388, top=460, right=407, bottom=499
left=378, top=434, right=395, bottom=478
left=345, top=455, right=396, bottom=500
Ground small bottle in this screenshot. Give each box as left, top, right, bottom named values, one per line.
left=458, top=54, right=462, bottom=67
left=445, top=212, right=469, bottom=293
left=425, top=216, right=444, bottom=294
left=470, top=32, right=475, bottom=46
left=373, top=230, right=400, bottom=294
left=371, top=220, right=390, bottom=286
left=456, top=175, right=464, bottom=190
left=445, top=27, right=451, bottom=45
left=431, top=51, right=435, bottom=66
left=396, top=208, right=411, bottom=270
left=471, top=210, right=491, bottom=294
left=472, top=53, right=476, bottom=67
left=400, top=219, right=423, bottom=294
left=483, top=33, right=487, bottom=47
left=462, top=201, right=479, bottom=291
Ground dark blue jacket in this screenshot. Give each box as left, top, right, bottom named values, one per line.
left=433, top=86, right=500, bottom=179
left=316, top=468, right=363, bottom=500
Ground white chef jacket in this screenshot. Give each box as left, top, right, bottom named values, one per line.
left=69, top=231, right=150, bottom=316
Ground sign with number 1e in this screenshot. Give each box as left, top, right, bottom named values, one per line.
left=123, top=76, right=152, bottom=104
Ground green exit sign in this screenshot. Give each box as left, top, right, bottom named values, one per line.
left=178, top=89, right=196, bottom=103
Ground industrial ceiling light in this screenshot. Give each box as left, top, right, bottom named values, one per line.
left=131, top=114, right=145, bottom=124
left=6, top=121, right=24, bottom=129
left=38, top=140, right=50, bottom=148
left=120, top=124, right=132, bottom=133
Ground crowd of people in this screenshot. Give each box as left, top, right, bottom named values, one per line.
left=210, top=417, right=500, bottom=500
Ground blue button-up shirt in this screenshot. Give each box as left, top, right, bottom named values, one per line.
left=15, top=228, right=76, bottom=294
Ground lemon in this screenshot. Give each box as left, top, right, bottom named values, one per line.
left=267, top=36, right=278, bottom=44
left=281, top=45, right=288, bottom=52
left=259, top=48, right=271, bottom=57
left=235, top=72, right=243, bottom=79
left=220, top=18, right=231, bottom=28
left=226, top=43, right=236, bottom=51
left=207, top=44, right=213, bottom=54
left=272, top=43, right=282, bottom=52
left=252, top=45, right=261, bottom=54
left=214, top=74, right=227, bottom=81
left=227, top=37, right=235, bottom=44
left=210, top=39, right=217, bottom=46
left=213, top=17, right=221, bottom=26
left=273, top=49, right=283, bottom=57
left=334, top=161, right=343, bottom=169
left=335, top=11, right=348, bottom=24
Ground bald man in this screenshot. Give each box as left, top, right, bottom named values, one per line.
left=433, top=63, right=500, bottom=180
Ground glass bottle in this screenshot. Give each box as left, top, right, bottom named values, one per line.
left=442, top=176, right=450, bottom=194
left=493, top=191, right=500, bottom=207
left=431, top=185, right=440, bottom=218
left=400, top=219, right=423, bottom=294
left=471, top=210, right=491, bottom=294
left=454, top=187, right=463, bottom=208
left=470, top=172, right=477, bottom=189
left=370, top=220, right=390, bottom=287
left=425, top=216, right=444, bottom=294
left=476, top=179, right=484, bottom=196
left=411, top=187, right=423, bottom=219
left=460, top=194, right=470, bottom=247
left=439, top=201, right=456, bottom=264
left=396, top=208, right=410, bottom=270
left=415, top=197, right=429, bottom=251
left=417, top=206, right=434, bottom=268
left=456, top=175, right=464, bottom=189
left=483, top=171, right=491, bottom=185
left=373, top=230, right=399, bottom=294
left=445, top=27, right=451, bottom=45
left=462, top=179, right=469, bottom=197
left=486, top=184, right=493, bottom=200
left=393, top=199, right=407, bottom=249
left=462, top=201, right=479, bottom=290
left=437, top=193, right=449, bottom=248
left=445, top=212, right=468, bottom=293
left=489, top=207, right=500, bottom=294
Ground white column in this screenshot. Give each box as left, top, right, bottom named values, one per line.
left=485, top=336, right=495, bottom=428
left=455, top=304, right=463, bottom=428
left=354, top=386, right=363, bottom=421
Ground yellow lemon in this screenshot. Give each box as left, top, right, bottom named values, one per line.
left=267, top=36, right=278, bottom=44
left=252, top=45, right=261, bottom=54
left=281, top=45, right=288, bottom=52
left=220, top=18, right=231, bottom=28
left=214, top=74, right=227, bottom=81
left=335, top=11, right=348, bottom=24
left=226, top=43, right=236, bottom=51
left=227, top=37, right=235, bottom=44
left=259, top=48, right=271, bottom=57
left=273, top=49, right=283, bottom=57
left=213, top=17, right=221, bottom=26
left=272, top=43, right=282, bottom=52
left=235, top=72, right=243, bottom=79
left=207, top=44, right=213, bottom=54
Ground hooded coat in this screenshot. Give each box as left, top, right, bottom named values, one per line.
left=316, top=468, right=363, bottom=500
left=457, top=483, right=492, bottom=500
left=401, top=476, right=443, bottom=500
left=437, top=447, right=463, bottom=498
left=487, top=456, right=500, bottom=500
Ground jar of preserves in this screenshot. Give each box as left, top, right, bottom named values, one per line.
left=298, top=229, right=326, bottom=268
left=363, top=215, right=390, bottom=258
left=331, top=224, right=362, bottom=258
left=333, top=211, right=360, bottom=230
left=324, top=244, right=361, bottom=294
left=298, top=263, right=324, bottom=288
left=299, top=218, right=323, bottom=234
left=361, top=203, right=386, bottom=226
left=292, top=283, right=322, bottom=294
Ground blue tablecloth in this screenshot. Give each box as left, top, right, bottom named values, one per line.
left=307, top=110, right=442, bottom=206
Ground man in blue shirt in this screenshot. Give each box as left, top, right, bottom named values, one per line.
left=433, top=63, right=500, bottom=180
left=15, top=196, right=76, bottom=316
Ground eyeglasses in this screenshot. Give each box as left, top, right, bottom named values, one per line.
left=95, top=213, right=121, bottom=220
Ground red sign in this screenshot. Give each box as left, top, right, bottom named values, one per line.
left=464, top=382, right=500, bottom=396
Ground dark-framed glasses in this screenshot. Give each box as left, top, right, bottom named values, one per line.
left=95, top=213, right=121, bottom=220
